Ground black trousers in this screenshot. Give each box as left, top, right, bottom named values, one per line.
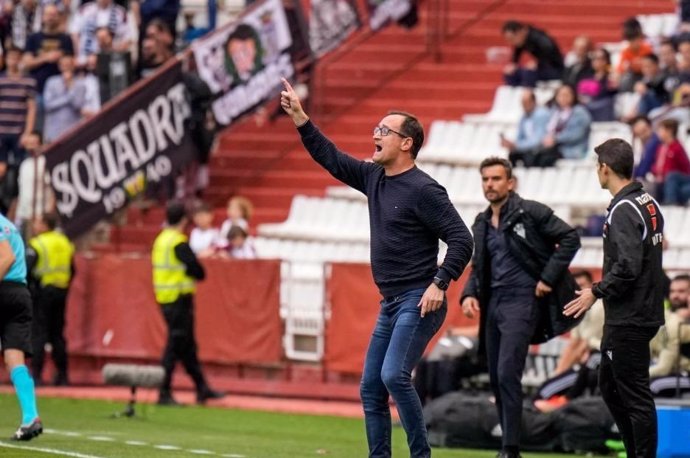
left=485, top=289, right=540, bottom=448
left=31, top=285, right=68, bottom=381
left=160, top=294, right=208, bottom=394
left=599, top=325, right=659, bottom=458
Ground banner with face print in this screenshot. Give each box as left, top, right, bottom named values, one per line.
left=368, top=0, right=411, bottom=31
left=192, top=0, right=297, bottom=125
left=44, top=62, right=197, bottom=238
left=309, top=0, right=359, bottom=57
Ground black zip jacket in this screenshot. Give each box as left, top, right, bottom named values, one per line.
left=512, top=26, right=564, bottom=72
left=461, top=192, right=581, bottom=344
left=592, top=182, right=665, bottom=328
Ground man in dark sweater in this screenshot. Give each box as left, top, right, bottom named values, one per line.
left=502, top=21, right=564, bottom=87
left=565, top=139, right=665, bottom=458
left=280, top=78, right=473, bottom=458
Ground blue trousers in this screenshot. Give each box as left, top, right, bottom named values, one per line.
left=485, top=288, right=540, bottom=448
left=360, top=287, right=447, bottom=458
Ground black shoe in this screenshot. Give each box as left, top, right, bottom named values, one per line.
left=53, top=373, right=69, bottom=387
left=157, top=392, right=181, bottom=406
left=11, top=418, right=43, bottom=441
left=196, top=389, right=225, bottom=404
left=495, top=452, right=521, bottom=458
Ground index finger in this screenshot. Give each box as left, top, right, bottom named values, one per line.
left=281, top=77, right=294, bottom=94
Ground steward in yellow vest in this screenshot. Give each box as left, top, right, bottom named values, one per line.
left=26, top=213, right=74, bottom=386
left=152, top=202, right=224, bottom=406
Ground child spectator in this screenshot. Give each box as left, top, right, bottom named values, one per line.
left=227, top=225, right=255, bottom=259
left=616, top=17, right=653, bottom=92
left=189, top=202, right=219, bottom=257
left=219, top=196, right=252, bottom=240
left=652, top=118, right=690, bottom=202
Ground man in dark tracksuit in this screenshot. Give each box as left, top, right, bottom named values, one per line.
left=461, top=157, right=581, bottom=458
left=565, top=139, right=664, bottom=458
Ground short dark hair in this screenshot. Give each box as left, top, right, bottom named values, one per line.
left=227, top=225, right=248, bottom=239
left=592, top=47, right=611, bottom=65
left=193, top=201, right=212, bottom=215
left=42, top=213, right=59, bottom=230
left=5, top=45, right=22, bottom=56
left=166, top=201, right=187, bottom=225
left=642, top=53, right=659, bottom=65
left=388, top=111, right=424, bottom=159
left=672, top=273, right=690, bottom=284
left=594, top=138, right=634, bottom=179
left=502, top=20, right=525, bottom=34
left=659, top=118, right=679, bottom=137
left=572, top=270, right=593, bottom=284
left=622, top=17, right=643, bottom=41
left=147, top=18, right=173, bottom=37
left=479, top=156, right=513, bottom=179
left=628, top=115, right=651, bottom=127
left=660, top=37, right=677, bottom=51
left=524, top=89, right=536, bottom=104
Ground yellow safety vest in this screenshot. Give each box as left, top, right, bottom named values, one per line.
left=152, top=228, right=196, bottom=304
left=29, top=231, right=74, bottom=289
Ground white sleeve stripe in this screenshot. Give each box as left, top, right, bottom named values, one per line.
left=607, top=200, right=647, bottom=240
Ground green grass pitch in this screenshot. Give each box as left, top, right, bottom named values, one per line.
left=0, top=394, right=603, bottom=457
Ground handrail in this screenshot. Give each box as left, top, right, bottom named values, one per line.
left=228, top=0, right=510, bottom=190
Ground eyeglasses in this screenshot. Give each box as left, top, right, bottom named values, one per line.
left=374, top=125, right=408, bottom=138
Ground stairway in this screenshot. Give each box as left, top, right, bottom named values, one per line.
left=114, top=0, right=674, bottom=248
left=205, top=0, right=673, bottom=231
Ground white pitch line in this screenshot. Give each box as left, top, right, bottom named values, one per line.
left=0, top=441, right=107, bottom=458
left=154, top=444, right=182, bottom=450
left=87, top=436, right=115, bottom=442
left=221, top=454, right=246, bottom=458
left=124, top=440, right=148, bottom=446
left=189, top=450, right=214, bottom=455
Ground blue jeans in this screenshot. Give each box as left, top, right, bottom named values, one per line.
left=663, top=171, right=690, bottom=205
left=360, top=287, right=447, bottom=458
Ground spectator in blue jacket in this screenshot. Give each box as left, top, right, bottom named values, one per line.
left=502, top=89, right=550, bottom=167
left=543, top=84, right=592, bottom=161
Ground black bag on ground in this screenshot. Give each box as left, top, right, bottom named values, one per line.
left=552, top=397, right=619, bottom=454
left=424, top=392, right=501, bottom=449
left=425, top=393, right=617, bottom=454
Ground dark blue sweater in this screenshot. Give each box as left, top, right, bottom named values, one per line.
left=298, top=120, right=474, bottom=297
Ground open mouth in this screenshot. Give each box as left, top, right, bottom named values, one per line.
left=374, top=145, right=382, bottom=152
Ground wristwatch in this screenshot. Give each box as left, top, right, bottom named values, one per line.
left=433, top=276, right=449, bottom=291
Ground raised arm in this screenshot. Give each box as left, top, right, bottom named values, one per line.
left=280, top=78, right=377, bottom=193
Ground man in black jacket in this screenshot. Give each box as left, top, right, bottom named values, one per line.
left=461, top=157, right=580, bottom=458
left=565, top=139, right=664, bottom=458
left=502, top=21, right=564, bottom=87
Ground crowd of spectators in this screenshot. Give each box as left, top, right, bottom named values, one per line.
left=500, top=15, right=690, bottom=205
left=0, top=0, right=227, bottom=242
